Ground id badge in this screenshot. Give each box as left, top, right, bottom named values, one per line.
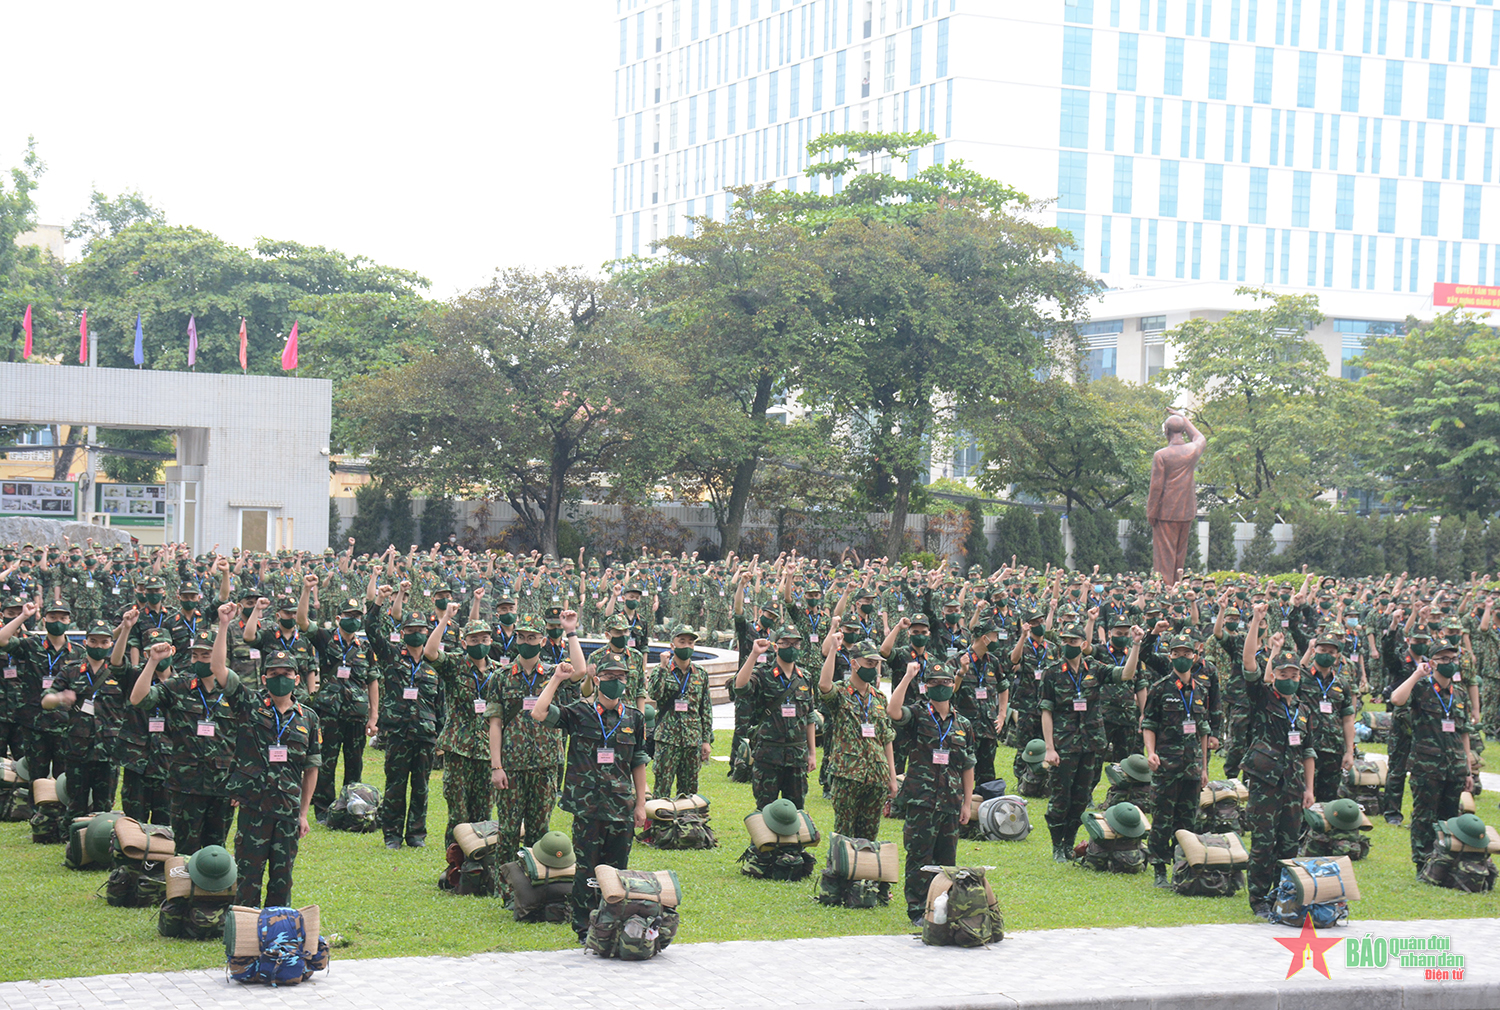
left=1034, top=669, right=1043, bottom=681
left=861, top=722, right=876, bottom=738
left=249, top=648, right=262, bottom=660
left=1319, top=700, right=1333, bottom=714
left=627, top=637, right=637, bottom=649
left=523, top=696, right=538, bottom=711
left=268, top=746, right=288, bottom=763
left=1281, top=620, right=1290, bottom=628
left=80, top=699, right=95, bottom=716
left=473, top=698, right=487, bottom=715
left=897, top=605, right=906, bottom=612
left=403, top=687, right=419, bottom=701
left=112, top=587, right=121, bottom=596
left=423, top=589, right=432, bottom=597
left=932, top=749, right=950, bottom=765
left=781, top=703, right=797, bottom=717
left=1442, top=719, right=1456, bottom=733
left=40, top=677, right=53, bottom=690
left=1181, top=720, right=1197, bottom=735
left=197, top=720, right=216, bottom=737
left=999, top=631, right=1009, bottom=640
left=918, top=682, right=927, bottom=694
left=148, top=718, right=165, bottom=733
left=390, top=632, right=400, bottom=643
left=552, top=595, right=559, bottom=602
left=675, top=699, right=689, bottom=712
left=1073, top=698, right=1088, bottom=712
left=337, top=665, right=352, bottom=680
left=810, top=633, right=819, bottom=643
left=719, top=590, right=726, bottom=597
left=3, top=666, right=15, bottom=679
left=596, top=747, right=616, bottom=764
left=85, top=581, right=95, bottom=589
left=976, top=687, right=988, bottom=700
left=1288, top=730, right=1302, bottom=746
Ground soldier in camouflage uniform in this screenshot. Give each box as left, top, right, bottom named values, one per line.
left=43, top=608, right=126, bottom=819
left=1391, top=638, right=1475, bottom=871
left=164, top=581, right=209, bottom=654
left=307, top=598, right=379, bottom=820
left=0, top=596, right=27, bottom=762
left=367, top=603, right=442, bottom=849
left=598, top=613, right=648, bottom=713
left=1007, top=610, right=1052, bottom=780
left=98, top=554, right=134, bottom=623
left=1140, top=632, right=1210, bottom=888
left=648, top=624, right=714, bottom=797
left=1, top=600, right=79, bottom=781
left=243, top=578, right=321, bottom=685
left=432, top=611, right=496, bottom=844
left=114, top=626, right=177, bottom=824
left=528, top=653, right=649, bottom=940
left=128, top=603, right=242, bottom=854
left=819, top=635, right=897, bottom=840
left=1302, top=633, right=1357, bottom=802
left=225, top=644, right=321, bottom=909
left=63, top=552, right=104, bottom=628
left=955, top=619, right=1009, bottom=785
left=889, top=660, right=975, bottom=925
left=127, top=576, right=173, bottom=665
left=735, top=626, right=817, bottom=809
left=1096, top=613, right=1146, bottom=763
left=1379, top=621, right=1427, bottom=825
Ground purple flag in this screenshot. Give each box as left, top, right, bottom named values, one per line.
left=187, top=315, right=198, bottom=366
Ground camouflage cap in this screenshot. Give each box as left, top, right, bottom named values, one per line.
left=849, top=640, right=882, bottom=660
left=906, top=613, right=931, bottom=628
left=923, top=660, right=955, bottom=682
left=189, top=631, right=216, bottom=650
left=603, top=614, right=630, bottom=632
left=1108, top=611, right=1134, bottom=628
left=177, top=581, right=201, bottom=595
left=1167, top=634, right=1197, bottom=651
left=1314, top=632, right=1343, bottom=647
left=340, top=597, right=364, bottom=614
left=273, top=596, right=298, bottom=612
left=139, top=576, right=166, bottom=591
left=1273, top=651, right=1303, bottom=669
left=772, top=625, right=804, bottom=641
left=543, top=606, right=563, bottom=622
left=432, top=584, right=452, bottom=597
left=971, top=618, right=1000, bottom=636
left=264, top=650, right=298, bottom=670
left=594, top=654, right=629, bottom=675
left=1, top=595, right=26, bottom=610
left=141, top=627, right=173, bottom=646
left=839, top=614, right=863, bottom=629
left=1057, top=623, right=1086, bottom=641
left=513, top=613, right=544, bottom=634
left=236, top=584, right=261, bottom=600
left=852, top=586, right=877, bottom=599
left=401, top=613, right=431, bottom=630
left=1431, top=638, right=1462, bottom=656
left=461, top=619, right=492, bottom=637
left=667, top=623, right=698, bottom=639
left=41, top=600, right=72, bottom=615
left=84, top=620, right=114, bottom=638
left=621, top=583, right=645, bottom=595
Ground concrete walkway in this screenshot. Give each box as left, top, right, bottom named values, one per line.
left=4, top=917, right=1496, bottom=1010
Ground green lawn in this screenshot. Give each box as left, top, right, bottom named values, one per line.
left=2, top=739, right=1497, bottom=983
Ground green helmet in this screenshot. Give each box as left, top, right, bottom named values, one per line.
left=54, top=773, right=70, bottom=808
left=762, top=797, right=801, bottom=836
left=84, top=811, right=124, bottom=865
left=1103, top=801, right=1148, bottom=839
left=1119, top=753, right=1153, bottom=783
left=187, top=845, right=237, bottom=891
left=533, top=830, right=574, bottom=869
left=1021, top=738, right=1048, bottom=766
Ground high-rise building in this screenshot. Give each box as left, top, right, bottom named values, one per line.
left=611, top=0, right=1497, bottom=377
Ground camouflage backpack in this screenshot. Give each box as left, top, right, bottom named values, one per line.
left=728, top=738, right=753, bottom=782
left=1197, top=780, right=1248, bottom=834
left=1102, top=774, right=1155, bottom=817
left=1015, top=763, right=1049, bottom=797
left=1337, top=758, right=1386, bottom=811
left=1299, top=803, right=1372, bottom=861
left=1419, top=850, right=1498, bottom=892
left=738, top=846, right=816, bottom=881
left=921, top=867, right=1003, bottom=947
left=325, top=783, right=382, bottom=833
left=1171, top=830, right=1248, bottom=897
left=584, top=867, right=681, bottom=961
left=105, top=819, right=175, bottom=908
left=640, top=795, right=718, bottom=850
left=1078, top=810, right=1148, bottom=874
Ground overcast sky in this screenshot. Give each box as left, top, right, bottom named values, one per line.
left=2, top=1, right=614, bottom=297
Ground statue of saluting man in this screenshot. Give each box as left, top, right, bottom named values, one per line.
left=1146, top=410, right=1206, bottom=587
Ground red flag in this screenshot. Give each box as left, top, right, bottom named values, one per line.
left=79, top=310, right=88, bottom=364
left=22, top=304, right=32, bottom=358
left=238, top=317, right=248, bottom=372
left=281, top=321, right=298, bottom=371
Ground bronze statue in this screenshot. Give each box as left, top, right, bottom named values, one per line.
left=1146, top=411, right=1206, bottom=587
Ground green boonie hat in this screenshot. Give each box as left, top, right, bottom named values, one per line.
left=1168, top=634, right=1196, bottom=650
left=668, top=623, right=698, bottom=639
left=1103, top=801, right=1148, bottom=838
left=264, top=650, right=297, bottom=670
left=1448, top=813, right=1489, bottom=850
left=594, top=655, right=629, bottom=675
left=1057, top=623, right=1086, bottom=640
left=533, top=830, right=574, bottom=869
left=762, top=798, right=801, bottom=836
left=273, top=596, right=297, bottom=612
left=84, top=620, right=114, bottom=638
left=190, top=632, right=216, bottom=650
left=1119, top=753, right=1153, bottom=783
left=773, top=625, right=804, bottom=641
left=543, top=606, right=563, bottom=621
left=1324, top=798, right=1363, bottom=832
left=513, top=613, right=544, bottom=634
left=849, top=640, right=881, bottom=660
left=603, top=614, right=630, bottom=632
left=54, top=773, right=70, bottom=807
left=462, top=619, right=492, bottom=637
left=1021, top=739, right=1048, bottom=765
left=42, top=600, right=71, bottom=615
left=188, top=844, right=237, bottom=891
left=341, top=598, right=364, bottom=614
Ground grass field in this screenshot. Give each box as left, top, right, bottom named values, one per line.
left=3, top=739, right=1497, bottom=983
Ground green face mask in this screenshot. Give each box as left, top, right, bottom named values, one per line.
left=1171, top=656, right=1193, bottom=673
left=609, top=635, right=628, bottom=650
left=515, top=642, right=542, bottom=660
left=403, top=632, right=427, bottom=648
left=859, top=603, right=875, bottom=614
left=777, top=646, right=800, bottom=663
left=465, top=643, right=491, bottom=660
left=1062, top=644, right=1082, bottom=660
left=265, top=674, right=297, bottom=697
left=278, top=617, right=297, bottom=630
left=926, top=684, right=954, bottom=702
left=597, top=678, right=625, bottom=700
left=143, top=593, right=164, bottom=605
left=909, top=634, right=929, bottom=649
left=1436, top=662, right=1458, bottom=677
left=45, top=621, right=69, bottom=637
left=85, top=645, right=111, bottom=660
left=623, top=599, right=638, bottom=610
left=855, top=665, right=879, bottom=683
left=497, top=612, right=516, bottom=626
left=1411, top=642, right=1429, bottom=657
left=1109, top=636, right=1129, bottom=650
left=189, top=660, right=211, bottom=678
left=1274, top=677, right=1300, bottom=695
left=546, top=627, right=563, bottom=640
left=673, top=646, right=694, bottom=660
left=1223, top=621, right=1240, bottom=632
left=844, top=630, right=863, bottom=644
left=157, top=657, right=173, bottom=670
left=339, top=617, right=361, bottom=633
left=1313, top=652, right=1335, bottom=668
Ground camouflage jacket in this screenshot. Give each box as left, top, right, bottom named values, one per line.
left=48, top=658, right=127, bottom=764
left=741, top=663, right=816, bottom=765
left=546, top=699, right=648, bottom=825
left=484, top=660, right=565, bottom=771
left=893, top=702, right=975, bottom=811
left=1140, top=672, right=1210, bottom=775
left=134, top=672, right=242, bottom=796
left=648, top=660, right=714, bottom=748
left=1039, top=657, right=1129, bottom=754
left=820, top=682, right=896, bottom=785
left=225, top=694, right=322, bottom=819
left=432, top=652, right=493, bottom=762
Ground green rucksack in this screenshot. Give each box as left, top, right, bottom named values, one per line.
left=737, top=846, right=816, bottom=881
left=326, top=783, right=382, bottom=833
left=729, top=739, right=753, bottom=782
left=921, top=867, right=1003, bottom=947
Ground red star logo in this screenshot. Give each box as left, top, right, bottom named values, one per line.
left=1275, top=914, right=1342, bottom=979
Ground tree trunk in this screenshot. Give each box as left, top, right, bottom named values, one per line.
left=717, top=374, right=775, bottom=556
left=541, top=440, right=570, bottom=559
left=884, top=469, right=914, bottom=561
left=54, top=424, right=84, bottom=481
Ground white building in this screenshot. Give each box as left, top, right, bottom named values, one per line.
left=611, top=0, right=1500, bottom=377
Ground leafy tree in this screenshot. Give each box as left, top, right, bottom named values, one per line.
left=1486, top=517, right=1500, bottom=573
left=1206, top=509, right=1237, bottom=572
left=991, top=506, right=1041, bottom=571
left=419, top=495, right=458, bottom=547
left=1240, top=511, right=1279, bottom=573
left=1120, top=504, right=1153, bottom=572
left=1462, top=513, right=1487, bottom=578
left=1036, top=511, right=1065, bottom=569
left=66, top=189, right=165, bottom=252
left=385, top=487, right=416, bottom=552
left=328, top=499, right=343, bottom=548
left=1359, top=311, right=1500, bottom=515
left=98, top=428, right=173, bottom=483
left=345, top=482, right=389, bottom=555
left=1432, top=514, right=1464, bottom=583
left=1286, top=508, right=1343, bottom=574
left=1069, top=508, right=1124, bottom=574
left=962, top=498, right=988, bottom=573
left=1, top=141, right=69, bottom=366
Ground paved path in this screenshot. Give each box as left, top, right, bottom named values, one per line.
left=4, top=916, right=1496, bottom=1010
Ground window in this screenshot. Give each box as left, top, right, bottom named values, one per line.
left=1429, top=64, right=1446, bottom=120
left=1144, top=343, right=1165, bottom=381
left=1384, top=60, right=1403, bottom=116
left=1464, top=185, right=1482, bottom=240
left=1335, top=175, right=1355, bottom=229
left=1249, top=166, right=1269, bottom=223
left=1164, top=37, right=1185, bottom=95
left=1085, top=346, right=1118, bottom=380
left=1060, top=90, right=1091, bottom=147
left=1255, top=47, right=1274, bottom=103
left=620, top=18, right=629, bottom=65
left=788, top=66, right=800, bottom=117
left=936, top=18, right=949, bottom=75
left=910, top=26, right=922, bottom=84
left=814, top=57, right=824, bottom=110
left=1204, top=163, right=1224, bottom=219
left=1118, top=33, right=1138, bottom=90
left=634, top=112, right=643, bottom=158
left=1114, top=155, right=1134, bottom=213
left=1209, top=43, right=1229, bottom=100
left=1298, top=51, right=1318, bottom=108
left=1378, top=177, right=1397, bottom=232
left=727, top=83, right=738, bottom=132
left=884, top=37, right=896, bottom=91
left=835, top=50, right=846, bottom=104
left=708, top=89, right=717, bottom=137
left=1291, top=170, right=1311, bottom=226
left=1105, top=92, right=1117, bottom=150
left=1065, top=0, right=1097, bottom=22
left=1160, top=159, right=1180, bottom=216
left=1473, top=68, right=1490, bottom=125
left=767, top=73, right=777, bottom=124
left=1153, top=96, right=1164, bottom=155
left=670, top=103, right=680, bottom=149
left=1063, top=27, right=1093, bottom=86
left=1422, top=180, right=1440, bottom=235
left=1059, top=151, right=1089, bottom=209
left=1057, top=211, right=1086, bottom=266
left=1342, top=56, right=1361, bottom=113
left=1101, top=215, right=1113, bottom=272
left=617, top=118, right=627, bottom=163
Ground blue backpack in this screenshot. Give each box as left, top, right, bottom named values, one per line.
left=226, top=906, right=330, bottom=985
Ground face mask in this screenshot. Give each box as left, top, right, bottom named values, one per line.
left=1062, top=644, right=1082, bottom=659
left=45, top=621, right=69, bottom=636
left=855, top=665, right=879, bottom=683
left=143, top=593, right=164, bottom=605
left=515, top=642, right=542, bottom=660
left=859, top=603, right=874, bottom=615
left=624, top=599, right=638, bottom=610
left=1110, top=636, right=1129, bottom=650
left=497, top=612, right=516, bottom=626
left=1171, top=656, right=1193, bottom=673
left=18, top=565, right=30, bottom=574
left=278, top=617, right=297, bottom=630
left=1029, top=625, right=1044, bottom=637
left=433, top=599, right=450, bottom=613
left=609, top=635, right=627, bottom=650
left=339, top=617, right=361, bottom=633
left=926, top=684, right=954, bottom=702
left=1436, top=662, right=1458, bottom=678
left=181, top=600, right=198, bottom=612
left=156, top=656, right=173, bottom=670
left=84, top=559, right=95, bottom=568
left=1411, top=643, right=1429, bottom=657
left=909, top=634, right=929, bottom=649
left=546, top=627, right=563, bottom=640
left=673, top=646, right=694, bottom=660
left=1313, top=653, right=1335, bottom=668
left=403, top=632, right=427, bottom=648
left=944, top=614, right=959, bottom=625
left=1446, top=634, right=1462, bottom=645
left=85, top=645, right=111, bottom=660
left=265, top=674, right=297, bottom=696
left=466, top=643, right=491, bottom=660
left=1223, top=621, right=1240, bottom=632
left=597, top=678, right=625, bottom=700
left=1274, top=677, right=1300, bottom=695
left=843, top=630, right=863, bottom=644
left=1344, top=618, right=1358, bottom=628
left=189, top=660, right=211, bottom=678
left=777, top=646, right=800, bottom=663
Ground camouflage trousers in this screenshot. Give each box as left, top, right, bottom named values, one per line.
left=0, top=720, right=23, bottom=761
left=170, top=792, right=234, bottom=854
left=728, top=697, right=754, bottom=776
left=569, top=816, right=633, bottom=937
left=1312, top=750, right=1344, bottom=804
left=120, top=770, right=170, bottom=825
left=972, top=737, right=997, bottom=786
left=1010, top=708, right=1043, bottom=780
left=1409, top=769, right=1465, bottom=867
left=442, top=753, right=492, bottom=846
left=23, top=728, right=62, bottom=781
left=1146, top=771, right=1199, bottom=866
left=1044, top=749, right=1099, bottom=845
left=72, top=606, right=100, bottom=628
left=831, top=776, right=885, bottom=841
left=751, top=758, right=809, bottom=810
left=64, top=760, right=117, bottom=821
left=1244, top=784, right=1301, bottom=908
left=497, top=768, right=557, bottom=867
left=312, top=716, right=368, bottom=814
left=1381, top=706, right=1412, bottom=818
left=382, top=738, right=433, bottom=845
left=653, top=743, right=702, bottom=798
left=1483, top=674, right=1500, bottom=738
left=234, top=810, right=300, bottom=909
left=1219, top=706, right=1250, bottom=778
left=902, top=807, right=959, bottom=920
left=1102, top=718, right=1140, bottom=763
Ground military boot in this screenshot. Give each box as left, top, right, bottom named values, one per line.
left=1153, top=863, right=1171, bottom=888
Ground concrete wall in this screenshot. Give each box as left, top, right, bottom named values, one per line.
left=0, top=363, right=331, bottom=555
